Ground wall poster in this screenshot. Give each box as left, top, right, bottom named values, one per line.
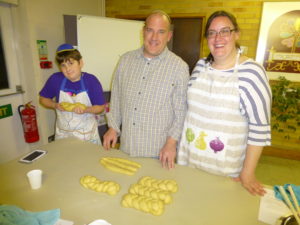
left=256, top=2, right=300, bottom=81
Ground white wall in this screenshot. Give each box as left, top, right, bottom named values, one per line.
left=0, top=0, right=105, bottom=163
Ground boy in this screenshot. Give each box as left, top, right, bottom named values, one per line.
left=39, top=43, right=105, bottom=145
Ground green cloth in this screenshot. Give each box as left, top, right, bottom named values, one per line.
left=0, top=205, right=60, bottom=225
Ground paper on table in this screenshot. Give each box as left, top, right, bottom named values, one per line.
left=258, top=188, right=291, bottom=225
left=54, top=219, right=74, bottom=225
left=87, top=219, right=112, bottom=225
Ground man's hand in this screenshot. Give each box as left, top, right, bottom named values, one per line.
left=159, top=137, right=177, bottom=169
left=103, top=128, right=118, bottom=150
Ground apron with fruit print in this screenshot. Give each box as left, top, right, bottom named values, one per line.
left=55, top=77, right=101, bottom=145
left=177, top=53, right=248, bottom=177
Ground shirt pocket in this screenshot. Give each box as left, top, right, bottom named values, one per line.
left=146, top=76, right=176, bottom=111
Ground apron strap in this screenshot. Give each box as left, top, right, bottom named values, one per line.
left=60, top=73, right=87, bottom=96
left=60, top=77, right=68, bottom=90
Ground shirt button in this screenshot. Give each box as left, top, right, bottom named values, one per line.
left=134, top=108, right=137, bottom=110
left=138, top=92, right=141, bottom=95
left=133, top=122, right=135, bottom=125
left=143, top=77, right=145, bottom=79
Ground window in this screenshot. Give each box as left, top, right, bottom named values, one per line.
left=0, top=32, right=9, bottom=89
left=0, top=3, right=21, bottom=96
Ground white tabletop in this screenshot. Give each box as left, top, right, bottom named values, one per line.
left=0, top=138, right=266, bottom=225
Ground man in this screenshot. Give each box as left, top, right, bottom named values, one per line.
left=103, top=10, right=189, bottom=169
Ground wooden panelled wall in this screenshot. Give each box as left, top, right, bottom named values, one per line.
left=106, top=0, right=300, bottom=159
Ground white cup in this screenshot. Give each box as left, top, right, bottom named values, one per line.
left=27, top=169, right=43, bottom=189
left=88, top=220, right=111, bottom=225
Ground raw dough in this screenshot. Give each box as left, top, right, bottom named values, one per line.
left=80, top=175, right=120, bottom=196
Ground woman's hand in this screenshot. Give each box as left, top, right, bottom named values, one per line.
left=233, top=172, right=266, bottom=196
left=234, top=144, right=266, bottom=196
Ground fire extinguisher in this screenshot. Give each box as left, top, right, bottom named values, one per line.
left=18, top=102, right=40, bottom=143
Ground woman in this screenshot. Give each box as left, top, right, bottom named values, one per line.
left=177, top=11, right=271, bottom=196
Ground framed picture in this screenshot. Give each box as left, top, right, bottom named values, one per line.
left=256, top=2, right=300, bottom=81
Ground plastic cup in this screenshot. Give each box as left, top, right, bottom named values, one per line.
left=27, top=169, right=42, bottom=189
left=88, top=220, right=111, bottom=225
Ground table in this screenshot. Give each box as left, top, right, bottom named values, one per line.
left=0, top=138, right=266, bottom=225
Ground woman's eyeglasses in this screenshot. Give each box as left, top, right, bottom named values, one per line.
left=207, top=27, right=236, bottom=39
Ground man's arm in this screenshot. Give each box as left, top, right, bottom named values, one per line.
left=159, top=137, right=177, bottom=169
left=167, top=64, right=189, bottom=141
left=103, top=60, right=123, bottom=149
left=160, top=63, right=189, bottom=169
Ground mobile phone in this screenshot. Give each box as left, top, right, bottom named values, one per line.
left=19, top=150, right=47, bottom=163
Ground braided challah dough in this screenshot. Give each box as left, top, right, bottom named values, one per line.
left=138, top=176, right=178, bottom=193
left=121, top=176, right=178, bottom=215
left=122, top=193, right=165, bottom=216
left=100, top=157, right=141, bottom=175
left=80, top=175, right=120, bottom=196
left=129, top=183, right=172, bottom=204
left=60, top=102, right=87, bottom=111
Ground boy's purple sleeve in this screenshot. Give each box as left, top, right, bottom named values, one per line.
left=88, top=75, right=105, bottom=106
left=40, top=75, right=56, bottom=99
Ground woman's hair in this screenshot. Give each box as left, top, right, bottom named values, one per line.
left=205, top=11, right=240, bottom=63
left=56, top=49, right=82, bottom=65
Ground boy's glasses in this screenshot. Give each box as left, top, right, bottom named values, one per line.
left=207, top=27, right=236, bottom=39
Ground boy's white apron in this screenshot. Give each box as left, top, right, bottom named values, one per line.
left=55, top=77, right=101, bottom=145
left=177, top=52, right=248, bottom=177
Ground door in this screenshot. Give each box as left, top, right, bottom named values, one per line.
left=117, top=15, right=204, bottom=74
left=172, top=18, right=203, bottom=73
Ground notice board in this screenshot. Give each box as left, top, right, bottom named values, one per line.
left=64, top=15, right=144, bottom=91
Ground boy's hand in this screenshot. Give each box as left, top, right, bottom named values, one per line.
left=73, top=106, right=86, bottom=114
left=59, top=102, right=87, bottom=113
left=56, top=103, right=65, bottom=111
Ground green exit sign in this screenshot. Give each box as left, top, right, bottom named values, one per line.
left=0, top=104, right=13, bottom=119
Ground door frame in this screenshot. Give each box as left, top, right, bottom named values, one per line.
left=115, top=13, right=206, bottom=58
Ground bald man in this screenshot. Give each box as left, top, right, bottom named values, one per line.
left=103, top=10, right=189, bottom=169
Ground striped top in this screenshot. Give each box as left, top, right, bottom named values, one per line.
left=106, top=47, right=189, bottom=157
left=191, top=58, right=272, bottom=146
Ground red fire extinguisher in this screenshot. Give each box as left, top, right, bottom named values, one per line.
left=18, top=102, right=40, bottom=143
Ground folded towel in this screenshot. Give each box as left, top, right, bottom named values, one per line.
left=274, top=184, right=300, bottom=206
left=0, top=205, right=60, bottom=225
